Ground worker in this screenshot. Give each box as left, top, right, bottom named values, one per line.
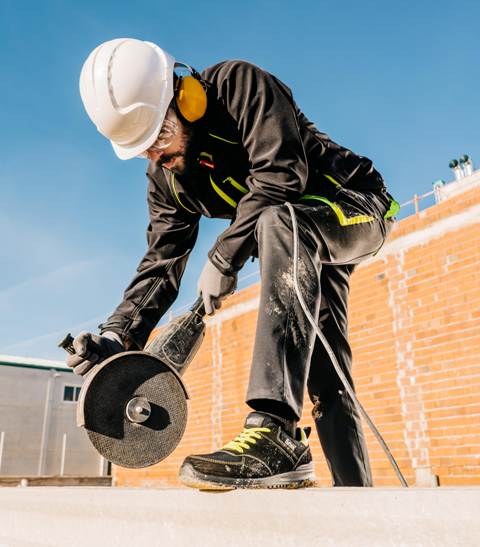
left=67, top=38, right=399, bottom=489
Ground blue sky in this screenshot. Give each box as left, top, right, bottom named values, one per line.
left=0, top=0, right=478, bottom=359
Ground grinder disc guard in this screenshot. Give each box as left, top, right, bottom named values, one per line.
left=78, top=351, right=188, bottom=468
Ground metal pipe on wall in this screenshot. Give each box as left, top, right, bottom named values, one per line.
left=0, top=431, right=5, bottom=473
left=37, top=371, right=60, bottom=475
left=98, top=456, right=108, bottom=477
left=60, top=433, right=67, bottom=476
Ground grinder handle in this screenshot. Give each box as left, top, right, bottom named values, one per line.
left=58, top=333, right=75, bottom=355
left=190, top=295, right=206, bottom=318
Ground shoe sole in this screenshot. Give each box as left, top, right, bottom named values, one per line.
left=179, top=462, right=316, bottom=491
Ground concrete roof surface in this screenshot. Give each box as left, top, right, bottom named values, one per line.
left=0, top=486, right=479, bottom=546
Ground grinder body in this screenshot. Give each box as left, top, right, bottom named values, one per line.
left=144, top=296, right=206, bottom=376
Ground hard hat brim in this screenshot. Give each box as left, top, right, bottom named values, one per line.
left=111, top=117, right=165, bottom=160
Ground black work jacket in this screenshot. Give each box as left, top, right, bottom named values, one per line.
left=100, top=60, right=394, bottom=348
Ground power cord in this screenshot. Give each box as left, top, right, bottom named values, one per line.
left=285, top=201, right=408, bottom=487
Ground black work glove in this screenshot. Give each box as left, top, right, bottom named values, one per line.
left=198, top=259, right=237, bottom=315
left=66, top=331, right=124, bottom=376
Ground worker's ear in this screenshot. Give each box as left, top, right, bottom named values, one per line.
left=174, top=68, right=207, bottom=122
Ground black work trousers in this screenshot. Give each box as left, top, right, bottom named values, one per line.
left=246, top=187, right=394, bottom=486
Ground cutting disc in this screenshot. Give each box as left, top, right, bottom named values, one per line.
left=77, top=351, right=188, bottom=468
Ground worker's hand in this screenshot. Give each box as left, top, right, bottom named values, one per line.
left=198, top=259, right=237, bottom=315
left=66, top=331, right=124, bottom=376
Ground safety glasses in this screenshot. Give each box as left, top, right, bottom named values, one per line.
left=139, top=118, right=178, bottom=158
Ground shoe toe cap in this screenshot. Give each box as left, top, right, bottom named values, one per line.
left=181, top=453, right=241, bottom=477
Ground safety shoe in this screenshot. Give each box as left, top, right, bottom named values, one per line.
left=178, top=411, right=316, bottom=490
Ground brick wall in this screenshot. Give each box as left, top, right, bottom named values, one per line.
left=115, top=177, right=480, bottom=488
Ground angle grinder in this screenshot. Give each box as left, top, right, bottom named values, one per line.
left=59, top=296, right=206, bottom=468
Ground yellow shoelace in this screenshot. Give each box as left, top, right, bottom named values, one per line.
left=222, top=427, right=271, bottom=454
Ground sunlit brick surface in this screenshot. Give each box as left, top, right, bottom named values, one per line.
left=115, top=182, right=480, bottom=487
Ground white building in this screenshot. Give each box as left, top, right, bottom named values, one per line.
left=0, top=355, right=106, bottom=476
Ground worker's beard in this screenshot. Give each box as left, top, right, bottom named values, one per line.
left=160, top=122, right=199, bottom=178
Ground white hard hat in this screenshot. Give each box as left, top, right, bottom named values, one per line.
left=79, top=38, right=175, bottom=160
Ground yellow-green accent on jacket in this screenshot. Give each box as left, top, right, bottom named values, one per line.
left=208, top=133, right=239, bottom=145
left=323, top=173, right=342, bottom=187
left=384, top=198, right=400, bottom=219
left=299, top=194, right=375, bottom=226
left=209, top=175, right=238, bottom=208
left=169, top=173, right=197, bottom=214
left=224, top=176, right=248, bottom=195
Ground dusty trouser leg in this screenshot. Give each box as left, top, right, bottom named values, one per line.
left=307, top=264, right=373, bottom=486
left=246, top=196, right=389, bottom=422
left=246, top=204, right=323, bottom=422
